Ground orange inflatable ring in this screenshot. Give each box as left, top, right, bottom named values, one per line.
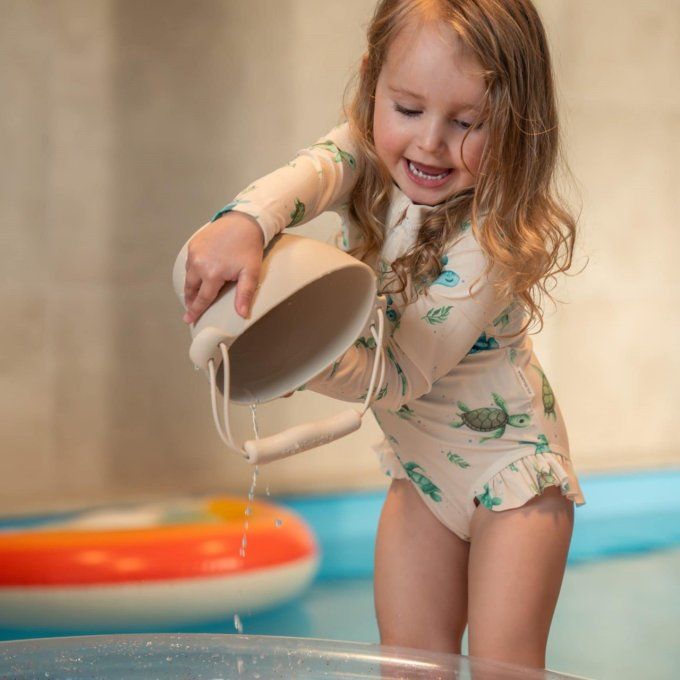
left=0, top=497, right=318, bottom=630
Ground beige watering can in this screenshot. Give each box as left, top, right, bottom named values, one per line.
left=173, top=230, right=386, bottom=465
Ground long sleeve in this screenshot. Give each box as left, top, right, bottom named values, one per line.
left=211, top=123, right=360, bottom=248
left=305, top=232, right=508, bottom=411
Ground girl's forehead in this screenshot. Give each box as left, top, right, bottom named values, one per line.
left=381, top=19, right=485, bottom=107
left=386, top=17, right=475, bottom=72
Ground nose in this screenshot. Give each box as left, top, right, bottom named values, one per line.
left=417, top=118, right=446, bottom=155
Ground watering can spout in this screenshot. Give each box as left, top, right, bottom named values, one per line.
left=189, top=327, right=235, bottom=370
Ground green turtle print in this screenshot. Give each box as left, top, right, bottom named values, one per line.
left=310, top=140, right=357, bottom=168
left=328, top=359, right=341, bottom=379
left=533, top=465, right=559, bottom=493
left=211, top=198, right=253, bottom=223
left=421, top=305, right=452, bottom=325
left=400, top=460, right=442, bottom=502
left=389, top=404, right=416, bottom=420
left=386, top=346, right=407, bottom=396
left=376, top=258, right=391, bottom=289
left=467, top=332, right=499, bottom=355
left=385, top=295, right=401, bottom=333
left=287, top=198, right=306, bottom=227
left=431, top=255, right=460, bottom=288
left=358, top=382, right=388, bottom=402
left=354, top=336, right=377, bottom=350
left=476, top=483, right=502, bottom=509
left=446, top=451, right=470, bottom=469
left=450, top=393, right=531, bottom=443
left=339, top=218, right=350, bottom=249
left=518, top=433, right=551, bottom=454
left=493, top=304, right=513, bottom=330
left=531, top=364, right=556, bottom=420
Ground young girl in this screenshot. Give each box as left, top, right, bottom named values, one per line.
left=183, top=0, right=585, bottom=669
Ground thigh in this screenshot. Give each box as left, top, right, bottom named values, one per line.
left=467, top=486, right=574, bottom=668
left=374, top=479, right=470, bottom=654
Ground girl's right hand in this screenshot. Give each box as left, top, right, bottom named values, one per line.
left=183, top=212, right=265, bottom=324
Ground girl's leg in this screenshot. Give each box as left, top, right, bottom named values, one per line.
left=467, top=486, right=574, bottom=668
left=374, top=478, right=470, bottom=653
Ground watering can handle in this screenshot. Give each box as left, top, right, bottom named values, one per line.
left=205, top=298, right=387, bottom=464
left=242, top=409, right=362, bottom=464
left=206, top=345, right=363, bottom=463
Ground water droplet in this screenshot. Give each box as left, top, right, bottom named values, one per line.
left=275, top=518, right=283, bottom=528
left=234, top=613, right=243, bottom=633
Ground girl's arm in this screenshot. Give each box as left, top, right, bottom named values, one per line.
left=211, top=123, right=360, bottom=248
left=183, top=123, right=360, bottom=323
left=305, top=233, right=508, bottom=410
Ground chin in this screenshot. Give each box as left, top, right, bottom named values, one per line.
left=401, top=184, right=452, bottom=207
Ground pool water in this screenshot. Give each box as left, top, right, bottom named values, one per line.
left=184, top=547, right=675, bottom=679
left=4, top=550, right=675, bottom=679
left=1, top=471, right=679, bottom=680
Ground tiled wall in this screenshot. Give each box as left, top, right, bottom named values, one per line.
left=2, top=0, right=678, bottom=514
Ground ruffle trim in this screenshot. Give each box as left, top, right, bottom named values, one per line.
left=473, top=452, right=586, bottom=511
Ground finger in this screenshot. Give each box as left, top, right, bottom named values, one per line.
left=235, top=267, right=260, bottom=318
left=184, top=278, right=224, bottom=324
left=183, top=267, right=202, bottom=310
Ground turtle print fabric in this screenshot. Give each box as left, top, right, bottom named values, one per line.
left=214, top=123, right=585, bottom=541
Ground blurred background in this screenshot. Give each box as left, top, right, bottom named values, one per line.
left=1, top=2, right=679, bottom=678
left=2, top=0, right=678, bottom=511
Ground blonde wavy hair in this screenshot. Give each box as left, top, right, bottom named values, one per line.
left=344, top=0, right=577, bottom=333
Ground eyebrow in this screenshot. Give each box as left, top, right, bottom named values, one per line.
left=388, top=85, right=481, bottom=113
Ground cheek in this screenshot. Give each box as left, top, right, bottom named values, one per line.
left=373, top=104, right=404, bottom=162
left=460, top=133, right=487, bottom=174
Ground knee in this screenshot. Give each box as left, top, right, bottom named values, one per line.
left=468, top=629, right=546, bottom=669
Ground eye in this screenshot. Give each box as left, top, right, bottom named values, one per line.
left=454, top=119, right=473, bottom=130
left=394, top=104, right=421, bottom=117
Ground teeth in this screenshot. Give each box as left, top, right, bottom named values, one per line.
left=408, top=161, right=449, bottom=180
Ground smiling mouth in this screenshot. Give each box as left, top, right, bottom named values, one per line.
left=405, top=158, right=453, bottom=184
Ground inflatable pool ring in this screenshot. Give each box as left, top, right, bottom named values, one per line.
left=0, top=497, right=318, bottom=630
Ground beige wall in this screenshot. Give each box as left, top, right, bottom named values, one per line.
left=1, top=0, right=678, bottom=515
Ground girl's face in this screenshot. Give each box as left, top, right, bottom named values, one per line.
left=373, top=19, right=488, bottom=206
